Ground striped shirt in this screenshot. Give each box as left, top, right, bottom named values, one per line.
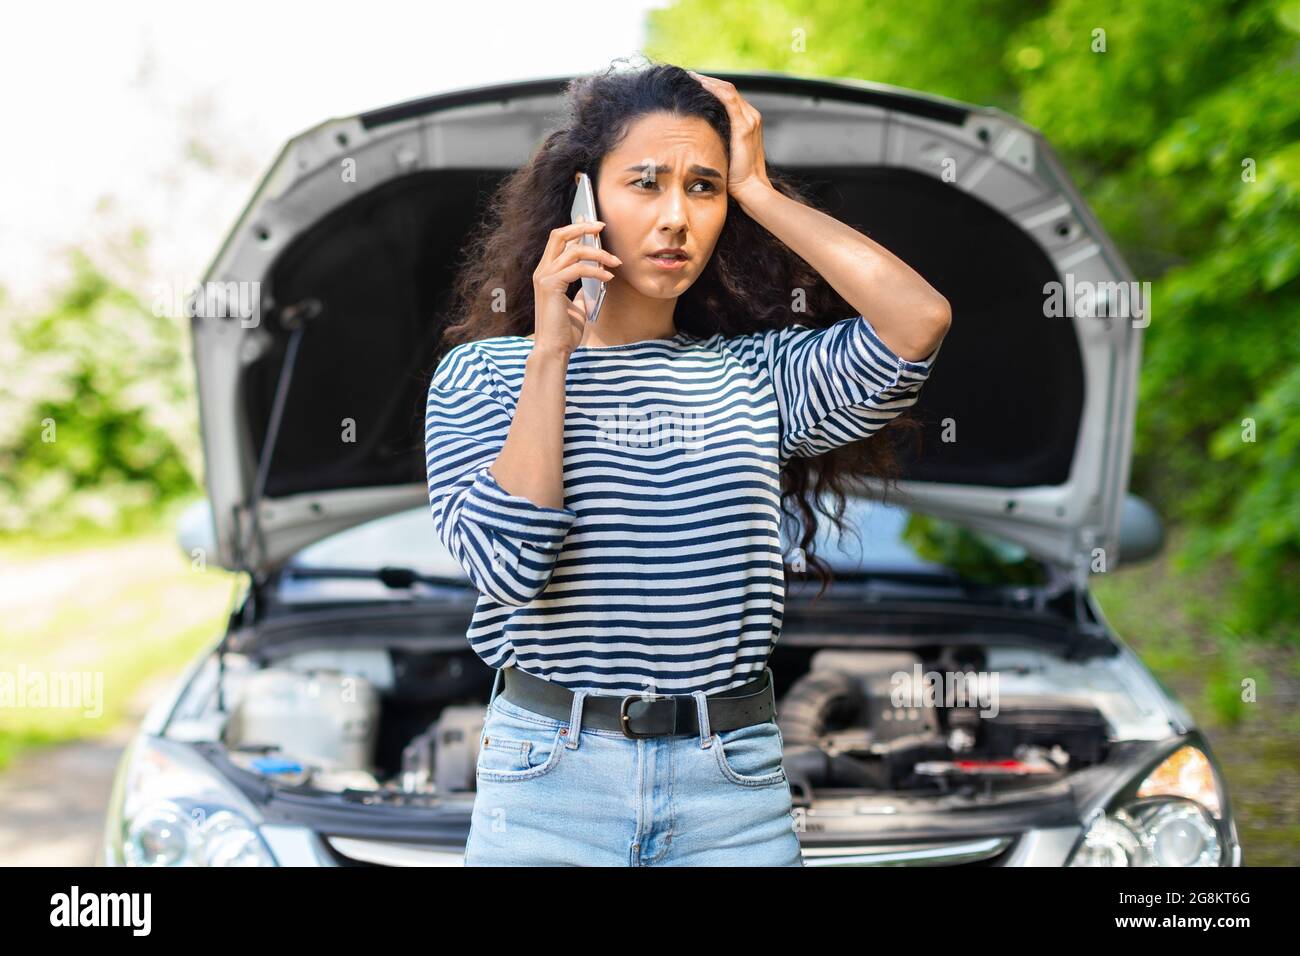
left=424, top=313, right=943, bottom=695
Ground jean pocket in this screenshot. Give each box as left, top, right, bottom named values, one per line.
left=475, top=698, right=567, bottom=783
left=712, top=719, right=787, bottom=788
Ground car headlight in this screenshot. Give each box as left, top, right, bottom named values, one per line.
left=1068, top=745, right=1228, bottom=867
left=1134, top=743, right=1221, bottom=816
left=104, top=736, right=276, bottom=867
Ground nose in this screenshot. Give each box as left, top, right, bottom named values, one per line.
left=655, top=183, right=688, bottom=236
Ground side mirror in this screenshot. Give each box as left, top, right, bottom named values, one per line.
left=1117, top=494, right=1164, bottom=565
left=177, top=498, right=217, bottom=565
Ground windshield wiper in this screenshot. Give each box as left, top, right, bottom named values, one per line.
left=788, top=568, right=1040, bottom=605
left=280, top=565, right=473, bottom=590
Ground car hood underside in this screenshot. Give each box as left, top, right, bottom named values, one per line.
left=189, top=73, right=1141, bottom=577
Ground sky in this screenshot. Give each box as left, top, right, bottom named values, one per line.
left=0, top=0, right=669, bottom=312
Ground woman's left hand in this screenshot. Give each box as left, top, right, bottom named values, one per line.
left=687, top=70, right=774, bottom=204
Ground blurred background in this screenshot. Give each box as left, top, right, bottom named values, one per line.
left=1, top=0, right=1296, bottom=865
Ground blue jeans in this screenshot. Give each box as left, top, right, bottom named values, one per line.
left=464, top=667, right=805, bottom=866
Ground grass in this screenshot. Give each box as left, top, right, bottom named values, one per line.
left=0, top=505, right=237, bottom=772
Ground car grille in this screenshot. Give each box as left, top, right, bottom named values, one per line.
left=798, top=835, right=1017, bottom=866
left=322, top=833, right=1018, bottom=866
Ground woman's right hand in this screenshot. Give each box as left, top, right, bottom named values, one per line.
left=531, top=219, right=622, bottom=355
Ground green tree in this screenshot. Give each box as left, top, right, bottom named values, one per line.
left=648, top=0, right=1300, bottom=640
left=0, top=251, right=200, bottom=538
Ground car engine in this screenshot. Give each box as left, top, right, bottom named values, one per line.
left=213, top=645, right=1113, bottom=804
left=776, top=649, right=1110, bottom=800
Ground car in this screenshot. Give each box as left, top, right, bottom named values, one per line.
left=99, top=71, right=1241, bottom=867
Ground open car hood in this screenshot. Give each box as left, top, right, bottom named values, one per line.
left=190, top=71, right=1141, bottom=578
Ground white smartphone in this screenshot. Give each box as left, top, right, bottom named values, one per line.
left=569, top=171, right=607, bottom=324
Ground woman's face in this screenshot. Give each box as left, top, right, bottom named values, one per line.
left=590, top=111, right=729, bottom=300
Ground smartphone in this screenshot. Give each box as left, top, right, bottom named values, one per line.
left=569, top=171, right=607, bottom=324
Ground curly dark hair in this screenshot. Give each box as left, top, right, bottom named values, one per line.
left=436, top=56, right=925, bottom=603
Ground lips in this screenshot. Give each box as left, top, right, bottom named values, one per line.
left=647, top=253, right=689, bottom=270
left=647, top=248, right=689, bottom=271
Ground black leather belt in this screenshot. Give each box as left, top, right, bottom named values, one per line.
left=498, top=665, right=776, bottom=738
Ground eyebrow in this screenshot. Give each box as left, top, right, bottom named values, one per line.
left=623, top=163, right=724, bottom=180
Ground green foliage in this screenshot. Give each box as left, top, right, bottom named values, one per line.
left=0, top=252, right=201, bottom=538
left=648, top=0, right=1300, bottom=640
left=1201, top=625, right=1254, bottom=726
left=646, top=0, right=1038, bottom=110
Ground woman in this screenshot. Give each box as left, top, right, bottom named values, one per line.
left=425, top=60, right=951, bottom=866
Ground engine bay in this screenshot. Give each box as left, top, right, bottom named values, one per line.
left=188, top=638, right=1146, bottom=808
left=773, top=649, right=1109, bottom=801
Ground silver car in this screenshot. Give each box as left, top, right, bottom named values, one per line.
left=99, top=72, right=1241, bottom=867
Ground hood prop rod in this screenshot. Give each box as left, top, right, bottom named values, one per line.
left=1065, top=530, right=1110, bottom=657
left=216, top=296, right=323, bottom=716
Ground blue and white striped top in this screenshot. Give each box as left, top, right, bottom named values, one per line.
left=424, top=313, right=943, bottom=695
